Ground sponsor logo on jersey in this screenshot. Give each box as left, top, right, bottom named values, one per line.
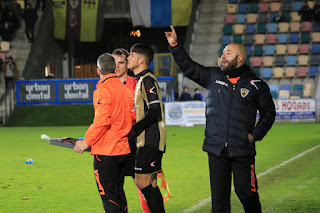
left=134, top=167, right=142, bottom=171
left=150, top=161, right=156, bottom=167
left=215, top=80, right=228, bottom=87
left=147, top=86, right=156, bottom=94
left=98, top=98, right=102, bottom=104
left=149, top=100, right=160, bottom=105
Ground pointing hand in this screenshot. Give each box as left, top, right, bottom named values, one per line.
left=165, top=25, right=178, bottom=46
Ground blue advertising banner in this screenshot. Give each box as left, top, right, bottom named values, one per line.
left=16, top=77, right=175, bottom=105
left=16, top=79, right=99, bottom=105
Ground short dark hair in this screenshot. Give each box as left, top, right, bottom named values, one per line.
left=130, top=43, right=154, bottom=66
left=112, top=48, right=129, bottom=59
left=97, top=53, right=116, bottom=75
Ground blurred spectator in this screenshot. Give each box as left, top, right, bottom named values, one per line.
left=299, top=1, right=313, bottom=21
left=193, top=88, right=203, bottom=101
left=21, top=3, right=37, bottom=43
left=0, top=11, right=5, bottom=25
left=0, top=22, right=14, bottom=41
left=6, top=10, right=20, bottom=32
left=2, top=56, right=18, bottom=89
left=180, top=86, right=192, bottom=101
left=10, top=0, right=22, bottom=17
left=314, top=1, right=320, bottom=23
left=35, top=0, right=45, bottom=12
left=0, top=57, right=2, bottom=78
left=0, top=0, right=8, bottom=17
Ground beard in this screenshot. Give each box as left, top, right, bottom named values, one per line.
left=220, top=56, right=238, bottom=72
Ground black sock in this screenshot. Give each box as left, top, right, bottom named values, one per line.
left=141, top=184, right=165, bottom=213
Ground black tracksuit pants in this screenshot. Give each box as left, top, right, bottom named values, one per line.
left=208, top=148, right=261, bottom=213
left=93, top=154, right=129, bottom=213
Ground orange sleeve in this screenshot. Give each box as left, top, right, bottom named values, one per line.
left=125, top=78, right=136, bottom=124
left=170, top=42, right=178, bottom=47
left=85, top=89, right=112, bottom=146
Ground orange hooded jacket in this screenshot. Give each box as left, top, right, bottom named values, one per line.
left=85, top=73, right=134, bottom=156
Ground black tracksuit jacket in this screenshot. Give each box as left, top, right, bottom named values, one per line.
left=170, top=43, right=276, bottom=157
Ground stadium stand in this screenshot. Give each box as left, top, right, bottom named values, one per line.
left=312, top=33, right=320, bottom=42
left=223, top=0, right=319, bottom=100
left=257, top=13, right=268, bottom=23
left=285, top=67, right=296, bottom=78
left=265, top=45, right=276, bottom=55
left=244, top=34, right=254, bottom=45
left=262, top=67, right=272, bottom=78
left=259, top=3, right=269, bottom=13
left=263, top=56, right=273, bottom=67
left=269, top=84, right=279, bottom=98
left=225, top=14, right=235, bottom=24
left=278, top=90, right=290, bottom=99
left=287, top=55, right=297, bottom=66
left=288, top=44, right=298, bottom=54
left=279, top=22, right=289, bottom=33
left=245, top=24, right=255, bottom=34
left=303, top=83, right=314, bottom=97
left=266, top=34, right=277, bottom=44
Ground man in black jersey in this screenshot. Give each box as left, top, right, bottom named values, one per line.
left=127, top=43, right=166, bottom=213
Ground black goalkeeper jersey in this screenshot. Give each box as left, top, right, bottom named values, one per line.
left=132, top=69, right=166, bottom=152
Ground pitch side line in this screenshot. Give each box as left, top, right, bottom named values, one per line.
left=181, top=144, right=320, bottom=213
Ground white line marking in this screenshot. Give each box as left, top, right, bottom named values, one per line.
left=181, top=144, right=320, bottom=213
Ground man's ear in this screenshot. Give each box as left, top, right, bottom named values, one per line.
left=97, top=68, right=101, bottom=76
left=238, top=55, right=244, bottom=64
left=138, top=56, right=145, bottom=65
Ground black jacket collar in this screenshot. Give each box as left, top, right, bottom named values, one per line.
left=224, top=64, right=250, bottom=78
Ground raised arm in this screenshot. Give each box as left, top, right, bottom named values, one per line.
left=165, top=25, right=215, bottom=88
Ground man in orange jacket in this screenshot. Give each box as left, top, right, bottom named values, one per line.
left=74, top=53, right=134, bottom=213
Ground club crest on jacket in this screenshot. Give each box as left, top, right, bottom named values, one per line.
left=241, top=88, right=249, bottom=98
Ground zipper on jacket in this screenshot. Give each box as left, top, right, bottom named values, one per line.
left=225, top=84, right=236, bottom=148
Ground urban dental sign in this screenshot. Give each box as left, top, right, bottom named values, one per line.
left=16, top=77, right=174, bottom=105
left=25, top=83, right=52, bottom=101
left=59, top=82, right=90, bottom=101
left=16, top=79, right=98, bottom=105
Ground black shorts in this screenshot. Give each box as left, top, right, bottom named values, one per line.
left=135, top=147, right=163, bottom=174
left=122, top=136, right=136, bottom=177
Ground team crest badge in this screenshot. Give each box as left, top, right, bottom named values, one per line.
left=241, top=88, right=249, bottom=98
left=70, top=0, right=79, bottom=9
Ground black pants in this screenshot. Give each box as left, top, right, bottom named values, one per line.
left=25, top=24, right=35, bottom=43
left=93, top=154, right=129, bottom=213
left=208, top=149, right=261, bottom=213
left=4, top=77, right=14, bottom=89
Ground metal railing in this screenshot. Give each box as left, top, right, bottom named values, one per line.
left=0, top=83, right=16, bottom=126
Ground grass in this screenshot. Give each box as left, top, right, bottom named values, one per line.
left=0, top=123, right=319, bottom=213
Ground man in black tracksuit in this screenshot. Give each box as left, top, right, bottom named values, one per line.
left=165, top=26, right=276, bottom=213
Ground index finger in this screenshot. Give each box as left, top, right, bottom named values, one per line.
left=170, top=25, right=176, bottom=33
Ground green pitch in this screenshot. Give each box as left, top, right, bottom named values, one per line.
left=0, top=123, right=319, bottom=213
